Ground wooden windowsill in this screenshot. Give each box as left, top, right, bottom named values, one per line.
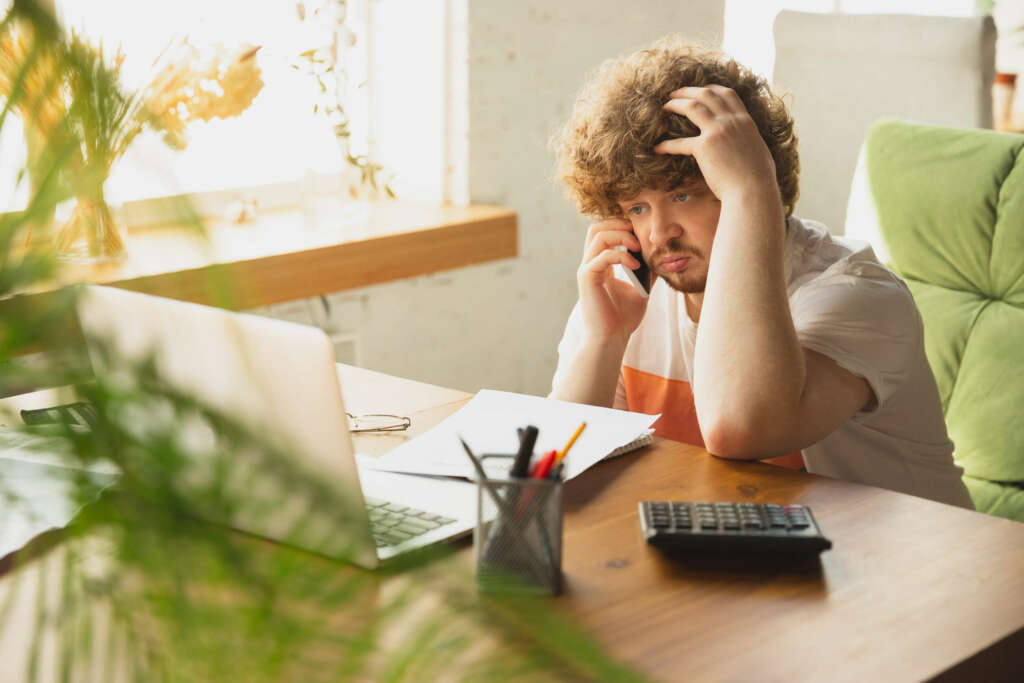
left=14, top=200, right=518, bottom=310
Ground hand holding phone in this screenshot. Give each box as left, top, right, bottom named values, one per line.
left=577, top=218, right=649, bottom=341
left=615, top=243, right=651, bottom=296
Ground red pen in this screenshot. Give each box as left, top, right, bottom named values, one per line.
left=530, top=450, right=557, bottom=479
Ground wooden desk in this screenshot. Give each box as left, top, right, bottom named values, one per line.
left=2, top=367, right=1023, bottom=681
left=339, top=367, right=1024, bottom=682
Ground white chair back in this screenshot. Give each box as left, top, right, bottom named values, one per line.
left=772, top=11, right=995, bottom=235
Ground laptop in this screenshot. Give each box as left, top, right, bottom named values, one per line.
left=76, top=285, right=476, bottom=568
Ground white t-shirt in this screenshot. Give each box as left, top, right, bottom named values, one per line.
left=552, top=216, right=974, bottom=509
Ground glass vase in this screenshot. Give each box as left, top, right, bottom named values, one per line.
left=54, top=188, right=126, bottom=263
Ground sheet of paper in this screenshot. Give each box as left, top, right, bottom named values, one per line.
left=0, top=430, right=118, bottom=561
left=363, top=390, right=659, bottom=481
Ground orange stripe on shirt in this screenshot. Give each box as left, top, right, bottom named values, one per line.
left=621, top=365, right=804, bottom=470
left=622, top=365, right=704, bottom=447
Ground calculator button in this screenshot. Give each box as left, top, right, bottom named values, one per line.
left=722, top=519, right=740, bottom=530
left=700, top=518, right=718, bottom=530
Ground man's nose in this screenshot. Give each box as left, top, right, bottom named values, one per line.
left=648, top=209, right=682, bottom=246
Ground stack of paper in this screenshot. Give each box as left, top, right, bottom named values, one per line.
left=362, top=390, right=659, bottom=481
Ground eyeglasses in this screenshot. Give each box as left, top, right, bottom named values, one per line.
left=346, top=412, right=411, bottom=433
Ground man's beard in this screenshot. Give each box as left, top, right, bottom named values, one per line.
left=649, top=239, right=706, bottom=294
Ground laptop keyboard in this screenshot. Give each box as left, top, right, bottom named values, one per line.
left=364, top=497, right=458, bottom=548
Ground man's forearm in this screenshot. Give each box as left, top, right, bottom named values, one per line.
left=692, top=188, right=805, bottom=454
left=549, top=337, right=627, bottom=408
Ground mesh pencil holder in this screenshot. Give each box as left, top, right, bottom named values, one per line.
left=474, top=471, right=563, bottom=595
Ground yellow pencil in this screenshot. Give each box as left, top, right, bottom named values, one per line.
left=554, top=422, right=586, bottom=465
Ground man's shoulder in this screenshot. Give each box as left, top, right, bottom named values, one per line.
left=784, top=217, right=922, bottom=338
left=786, top=216, right=908, bottom=293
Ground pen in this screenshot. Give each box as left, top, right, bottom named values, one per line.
left=530, top=450, right=558, bottom=479
left=458, top=436, right=510, bottom=512
left=510, top=425, right=539, bottom=478
left=553, top=422, right=586, bottom=466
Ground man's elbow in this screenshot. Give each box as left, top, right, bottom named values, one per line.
left=701, top=417, right=778, bottom=460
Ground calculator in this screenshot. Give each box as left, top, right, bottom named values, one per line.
left=638, top=501, right=832, bottom=554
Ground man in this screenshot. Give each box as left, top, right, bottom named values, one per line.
left=550, top=37, right=972, bottom=508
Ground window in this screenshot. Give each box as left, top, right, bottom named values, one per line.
left=55, top=0, right=348, bottom=205
left=2, top=0, right=465, bottom=216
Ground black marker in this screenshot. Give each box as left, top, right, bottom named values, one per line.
left=510, top=425, right=538, bottom=478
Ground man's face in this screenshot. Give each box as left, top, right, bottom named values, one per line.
left=617, top=183, right=721, bottom=294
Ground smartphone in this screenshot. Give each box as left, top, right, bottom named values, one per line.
left=21, top=401, right=98, bottom=428
left=616, top=241, right=651, bottom=296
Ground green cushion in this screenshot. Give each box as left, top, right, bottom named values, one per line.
left=863, top=120, right=1024, bottom=519
left=963, top=476, right=1024, bottom=522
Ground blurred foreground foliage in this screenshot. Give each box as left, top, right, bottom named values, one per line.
left=0, top=1, right=642, bottom=680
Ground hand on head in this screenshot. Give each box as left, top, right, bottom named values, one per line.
left=655, top=85, right=780, bottom=206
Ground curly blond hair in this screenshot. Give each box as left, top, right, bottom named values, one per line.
left=554, top=36, right=799, bottom=218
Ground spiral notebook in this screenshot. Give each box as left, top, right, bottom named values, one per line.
left=602, top=429, right=655, bottom=461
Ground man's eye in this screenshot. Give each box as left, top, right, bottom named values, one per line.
left=628, top=206, right=644, bottom=215
left=674, top=193, right=690, bottom=203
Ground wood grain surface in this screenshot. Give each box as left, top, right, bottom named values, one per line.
left=556, top=442, right=1024, bottom=682
left=340, top=368, right=1024, bottom=682
left=11, top=202, right=517, bottom=310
